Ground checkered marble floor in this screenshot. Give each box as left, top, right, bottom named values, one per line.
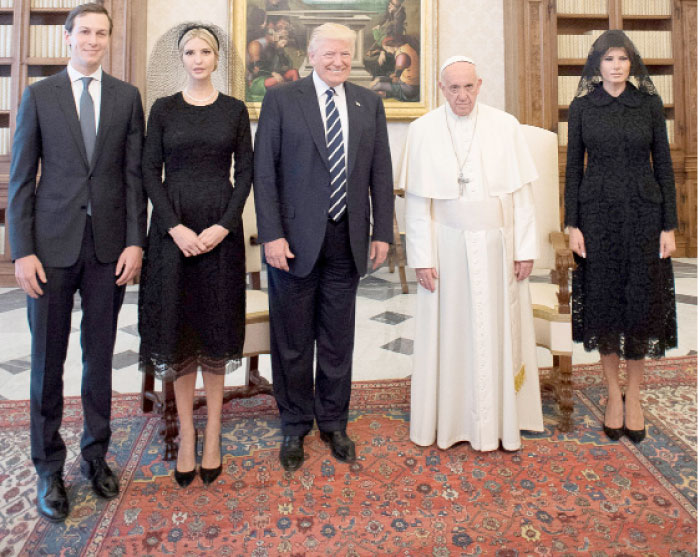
left=0, top=259, right=695, bottom=401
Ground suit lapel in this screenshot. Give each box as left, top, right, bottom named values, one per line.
left=296, top=76, right=330, bottom=171
left=91, top=72, right=115, bottom=172
left=54, top=69, right=89, bottom=168
left=344, top=83, right=363, bottom=179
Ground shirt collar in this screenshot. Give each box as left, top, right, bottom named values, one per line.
left=67, top=63, right=103, bottom=84
left=312, top=71, right=345, bottom=100
left=588, top=82, right=642, bottom=107
left=445, top=102, right=478, bottom=124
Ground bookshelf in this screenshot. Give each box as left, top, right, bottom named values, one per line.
left=504, top=0, right=697, bottom=257
left=0, top=0, right=146, bottom=285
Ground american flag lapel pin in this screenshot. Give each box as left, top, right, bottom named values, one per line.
left=355, top=101, right=361, bottom=107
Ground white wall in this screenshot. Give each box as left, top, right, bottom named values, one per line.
left=146, top=0, right=507, bottom=229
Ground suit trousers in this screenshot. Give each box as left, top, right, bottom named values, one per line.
left=267, top=217, right=360, bottom=436
left=28, top=218, right=125, bottom=476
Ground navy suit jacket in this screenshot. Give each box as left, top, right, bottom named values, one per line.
left=8, top=69, right=146, bottom=267
left=253, top=75, right=393, bottom=277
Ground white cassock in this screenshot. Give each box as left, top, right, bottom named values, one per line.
left=399, top=102, right=544, bottom=451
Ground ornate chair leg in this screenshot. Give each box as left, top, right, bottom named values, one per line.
left=162, top=379, right=179, bottom=461
left=142, top=372, right=154, bottom=413
left=557, top=355, right=574, bottom=432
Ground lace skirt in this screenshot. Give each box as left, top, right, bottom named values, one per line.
left=138, top=179, right=246, bottom=381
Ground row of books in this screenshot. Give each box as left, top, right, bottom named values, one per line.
left=0, top=126, right=10, bottom=155
left=29, top=25, right=69, bottom=58
left=558, top=30, right=672, bottom=60
left=0, top=25, right=12, bottom=57
left=557, top=0, right=607, bottom=14
left=621, top=0, right=672, bottom=15
left=0, top=76, right=9, bottom=110
left=31, top=0, right=83, bottom=7
left=557, top=74, right=673, bottom=105
left=558, top=0, right=672, bottom=15
left=557, top=119, right=675, bottom=146
left=0, top=0, right=12, bottom=8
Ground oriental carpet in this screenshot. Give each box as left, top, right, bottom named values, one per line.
left=0, top=356, right=696, bottom=556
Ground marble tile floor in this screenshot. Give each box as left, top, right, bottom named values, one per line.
left=0, top=259, right=696, bottom=401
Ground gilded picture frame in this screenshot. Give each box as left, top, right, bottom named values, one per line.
left=229, top=0, right=437, bottom=120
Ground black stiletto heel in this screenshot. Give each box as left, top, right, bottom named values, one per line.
left=603, top=394, right=624, bottom=441
left=200, top=433, right=222, bottom=486
left=623, top=394, right=646, bottom=443
left=174, top=430, right=198, bottom=487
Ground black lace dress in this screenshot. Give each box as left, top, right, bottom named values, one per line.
left=564, top=83, right=677, bottom=360
left=138, top=93, right=253, bottom=380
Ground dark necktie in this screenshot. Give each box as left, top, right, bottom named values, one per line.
left=80, top=77, right=96, bottom=162
left=324, top=88, right=347, bottom=221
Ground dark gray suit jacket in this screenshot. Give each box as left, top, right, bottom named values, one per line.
left=8, top=69, right=146, bottom=267
left=253, top=75, right=393, bottom=277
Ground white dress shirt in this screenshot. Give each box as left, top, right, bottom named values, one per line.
left=312, top=71, right=349, bottom=168
left=67, top=63, right=102, bottom=134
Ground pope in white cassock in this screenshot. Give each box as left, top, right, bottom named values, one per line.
left=399, top=56, right=544, bottom=451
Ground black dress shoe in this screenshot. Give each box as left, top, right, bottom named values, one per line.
left=279, top=435, right=305, bottom=471
left=603, top=395, right=624, bottom=441
left=623, top=425, right=646, bottom=443
left=320, top=430, right=356, bottom=463
left=200, top=433, right=222, bottom=486
left=37, top=472, right=69, bottom=522
left=174, top=430, right=198, bottom=488
left=80, top=457, right=119, bottom=499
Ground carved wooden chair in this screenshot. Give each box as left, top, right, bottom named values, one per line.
left=387, top=188, right=409, bottom=294
left=141, top=196, right=273, bottom=460
left=521, top=124, right=576, bottom=432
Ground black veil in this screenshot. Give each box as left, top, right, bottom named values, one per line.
left=575, top=29, right=657, bottom=97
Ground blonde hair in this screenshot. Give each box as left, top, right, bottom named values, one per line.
left=308, top=23, right=356, bottom=56
left=178, top=27, right=220, bottom=70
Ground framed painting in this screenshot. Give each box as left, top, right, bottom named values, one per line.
left=229, top=0, right=437, bottom=120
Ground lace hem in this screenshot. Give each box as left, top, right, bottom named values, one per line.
left=140, top=351, right=243, bottom=382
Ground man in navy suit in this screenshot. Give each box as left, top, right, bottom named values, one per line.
left=254, top=23, right=393, bottom=471
left=8, top=3, right=145, bottom=520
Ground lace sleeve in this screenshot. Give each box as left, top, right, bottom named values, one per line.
left=649, top=95, right=678, bottom=231
left=564, top=97, right=585, bottom=228
left=142, top=98, right=180, bottom=231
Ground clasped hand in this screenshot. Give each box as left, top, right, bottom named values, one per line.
left=169, top=224, right=229, bottom=257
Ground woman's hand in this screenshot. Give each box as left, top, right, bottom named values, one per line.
left=199, top=224, right=229, bottom=252
left=568, top=227, right=586, bottom=258
left=659, top=230, right=676, bottom=258
left=169, top=224, right=207, bottom=257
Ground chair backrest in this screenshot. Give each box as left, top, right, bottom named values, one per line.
left=520, top=124, right=560, bottom=271
left=241, top=192, right=262, bottom=274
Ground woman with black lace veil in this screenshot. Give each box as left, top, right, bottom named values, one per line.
left=138, top=25, right=252, bottom=485
left=565, top=30, right=677, bottom=443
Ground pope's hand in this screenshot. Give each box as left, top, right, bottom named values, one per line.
left=416, top=267, right=438, bottom=292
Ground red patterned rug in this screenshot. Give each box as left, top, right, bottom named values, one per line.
left=0, top=356, right=696, bottom=556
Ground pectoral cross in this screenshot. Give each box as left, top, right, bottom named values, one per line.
left=458, top=172, right=470, bottom=195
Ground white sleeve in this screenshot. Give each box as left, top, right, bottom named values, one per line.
left=513, top=182, right=538, bottom=261
left=404, top=192, right=434, bottom=268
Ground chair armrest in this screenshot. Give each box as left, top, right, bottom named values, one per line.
left=548, top=231, right=575, bottom=315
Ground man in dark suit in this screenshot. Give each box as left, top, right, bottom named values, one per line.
left=7, top=3, right=145, bottom=521
left=254, top=22, right=394, bottom=471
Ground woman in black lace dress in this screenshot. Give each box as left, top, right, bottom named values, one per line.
left=565, top=30, right=677, bottom=443
left=138, top=26, right=252, bottom=485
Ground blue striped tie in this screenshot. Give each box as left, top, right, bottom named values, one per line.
left=324, top=88, right=347, bottom=221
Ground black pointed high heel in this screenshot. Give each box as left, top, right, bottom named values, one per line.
left=200, top=433, right=222, bottom=486
left=603, top=394, right=624, bottom=441
left=174, top=430, right=198, bottom=487
left=623, top=394, right=646, bottom=443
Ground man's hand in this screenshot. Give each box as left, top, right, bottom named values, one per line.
left=169, top=224, right=207, bottom=257
left=659, top=230, right=676, bottom=258
left=264, top=238, right=295, bottom=271
left=568, top=227, right=586, bottom=258
left=15, top=254, right=46, bottom=298
left=115, top=246, right=143, bottom=286
left=416, top=267, right=438, bottom=292
left=370, top=241, right=389, bottom=270
left=198, top=224, right=229, bottom=253
left=514, top=260, right=534, bottom=282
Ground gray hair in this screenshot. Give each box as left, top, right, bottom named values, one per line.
left=308, top=23, right=356, bottom=56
